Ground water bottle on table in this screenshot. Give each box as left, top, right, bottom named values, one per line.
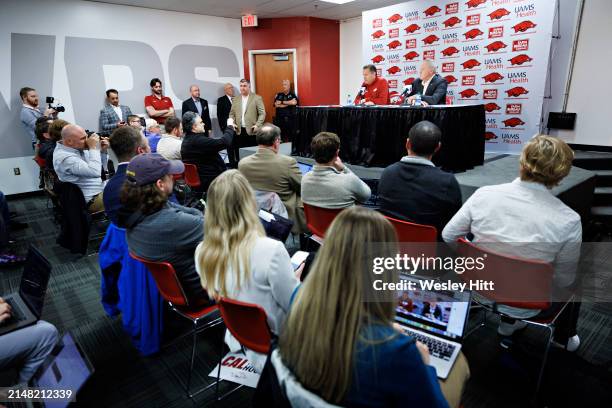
left=346, top=94, right=353, bottom=106
left=414, top=93, right=422, bottom=107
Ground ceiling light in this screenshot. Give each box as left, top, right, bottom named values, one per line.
left=320, top=0, right=357, bottom=4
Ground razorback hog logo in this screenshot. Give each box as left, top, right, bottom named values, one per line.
left=443, top=17, right=462, bottom=28
left=422, top=35, right=440, bottom=45
left=372, top=30, right=386, bottom=39
left=403, top=77, right=416, bottom=85
left=387, top=66, right=402, bottom=75
left=512, top=20, right=537, bottom=33
left=466, top=0, right=487, bottom=7
left=488, top=8, right=510, bottom=20
left=442, top=46, right=460, bottom=57
left=388, top=14, right=403, bottom=23
left=405, top=24, right=421, bottom=34
left=404, top=51, right=420, bottom=60
left=464, top=28, right=484, bottom=40
left=506, top=86, right=529, bottom=97
left=484, top=102, right=501, bottom=112
left=460, top=88, right=479, bottom=98
left=387, top=40, right=403, bottom=49
left=503, top=117, right=525, bottom=127
left=371, top=55, right=385, bottom=64
left=424, top=6, right=442, bottom=16
left=485, top=132, right=498, bottom=140
left=509, top=54, right=533, bottom=66
left=483, top=72, right=504, bottom=83
left=444, top=75, right=458, bottom=84
left=485, top=41, right=507, bottom=52
left=461, top=59, right=481, bottom=69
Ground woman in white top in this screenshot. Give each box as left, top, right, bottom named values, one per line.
left=195, top=170, right=301, bottom=369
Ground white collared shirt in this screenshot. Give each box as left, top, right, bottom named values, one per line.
left=241, top=94, right=249, bottom=125
left=422, top=77, right=433, bottom=95
left=112, top=105, right=123, bottom=121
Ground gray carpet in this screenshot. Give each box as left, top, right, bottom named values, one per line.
left=2, top=194, right=612, bottom=407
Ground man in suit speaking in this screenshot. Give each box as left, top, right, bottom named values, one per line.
left=181, top=85, right=212, bottom=134
left=228, top=79, right=265, bottom=168
left=405, top=60, right=448, bottom=106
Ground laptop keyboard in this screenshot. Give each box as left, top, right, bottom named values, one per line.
left=403, top=328, right=456, bottom=361
left=1, top=298, right=28, bottom=326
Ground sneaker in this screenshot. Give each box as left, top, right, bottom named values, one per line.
left=497, top=320, right=528, bottom=336
left=553, top=334, right=580, bottom=352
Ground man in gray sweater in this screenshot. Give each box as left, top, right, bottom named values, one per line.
left=20, top=87, right=55, bottom=148
left=301, top=132, right=371, bottom=209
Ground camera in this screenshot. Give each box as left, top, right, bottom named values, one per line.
left=45, top=96, right=66, bottom=113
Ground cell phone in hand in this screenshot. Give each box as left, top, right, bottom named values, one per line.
left=291, top=251, right=309, bottom=270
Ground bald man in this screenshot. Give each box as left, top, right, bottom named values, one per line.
left=52, top=125, right=109, bottom=212
left=216, top=83, right=234, bottom=133
left=182, top=85, right=211, bottom=134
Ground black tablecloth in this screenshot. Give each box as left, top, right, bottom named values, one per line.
left=292, top=105, right=486, bottom=171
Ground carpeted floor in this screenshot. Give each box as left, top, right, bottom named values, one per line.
left=2, top=194, right=611, bottom=407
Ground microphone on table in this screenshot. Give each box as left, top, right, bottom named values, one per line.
left=400, top=85, right=412, bottom=97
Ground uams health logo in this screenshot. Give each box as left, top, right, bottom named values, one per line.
left=514, top=4, right=537, bottom=19
left=501, top=133, right=522, bottom=144
left=508, top=71, right=528, bottom=84
left=387, top=53, right=402, bottom=64
left=423, top=21, right=439, bottom=32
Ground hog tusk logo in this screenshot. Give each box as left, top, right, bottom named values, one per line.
left=508, top=54, right=533, bottom=66
left=372, top=30, right=386, bottom=39
left=388, top=13, right=403, bottom=23
left=512, top=20, right=537, bottom=33
left=488, top=8, right=511, bottom=20
left=461, top=59, right=481, bottom=69
left=485, top=41, right=507, bottom=53
left=443, top=17, right=462, bottom=28
left=444, top=75, right=458, bottom=84
left=387, top=66, right=401, bottom=75
left=484, top=103, right=501, bottom=112
left=371, top=55, right=385, bottom=63
left=460, top=88, right=479, bottom=98
left=441, top=46, right=460, bottom=57
left=485, top=131, right=498, bottom=140
left=403, top=51, right=420, bottom=60
left=503, top=117, right=525, bottom=127
left=387, top=40, right=403, bottom=49
left=466, top=0, right=487, bottom=8
left=505, top=86, right=529, bottom=97
left=404, top=24, right=421, bottom=34
left=482, top=72, right=504, bottom=83
left=422, top=35, right=440, bottom=45
left=464, top=28, right=484, bottom=40
left=403, top=77, right=416, bottom=85
left=423, top=6, right=442, bottom=17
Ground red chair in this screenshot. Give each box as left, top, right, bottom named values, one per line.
left=384, top=216, right=437, bottom=242
left=303, top=203, right=343, bottom=238
left=183, top=163, right=201, bottom=189
left=130, top=253, right=222, bottom=398
left=215, top=297, right=272, bottom=400
left=456, top=238, right=574, bottom=396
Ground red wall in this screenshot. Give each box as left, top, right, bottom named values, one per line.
left=241, top=17, right=339, bottom=106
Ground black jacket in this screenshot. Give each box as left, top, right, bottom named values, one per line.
left=407, top=74, right=448, bottom=105
left=182, top=97, right=212, bottom=132
left=378, top=159, right=462, bottom=239
left=216, top=95, right=233, bottom=132
left=38, top=140, right=56, bottom=170
left=180, top=128, right=234, bottom=192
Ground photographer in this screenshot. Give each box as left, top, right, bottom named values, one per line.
left=53, top=124, right=109, bottom=213
left=19, top=87, right=56, bottom=148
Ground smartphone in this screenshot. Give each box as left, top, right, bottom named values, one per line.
left=139, top=117, right=146, bottom=127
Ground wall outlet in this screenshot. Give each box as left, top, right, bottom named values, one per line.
left=13, top=167, right=20, bottom=175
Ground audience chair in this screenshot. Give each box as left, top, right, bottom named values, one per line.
left=216, top=298, right=272, bottom=400
left=385, top=216, right=438, bottom=259
left=183, top=163, right=201, bottom=190
left=456, top=238, right=574, bottom=397
left=129, top=253, right=223, bottom=398
left=302, top=203, right=343, bottom=239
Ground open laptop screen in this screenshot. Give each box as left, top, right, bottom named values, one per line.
left=395, top=275, right=470, bottom=341
left=297, top=162, right=313, bottom=175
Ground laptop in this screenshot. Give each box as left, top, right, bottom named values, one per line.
left=297, top=161, right=313, bottom=175
left=0, top=245, right=51, bottom=336
left=32, top=332, right=95, bottom=408
left=394, top=275, right=471, bottom=379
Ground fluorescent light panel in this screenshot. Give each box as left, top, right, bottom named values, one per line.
left=319, top=0, right=357, bottom=4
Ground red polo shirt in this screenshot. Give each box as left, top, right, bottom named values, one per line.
left=354, top=76, right=390, bottom=105
left=144, top=94, right=174, bottom=124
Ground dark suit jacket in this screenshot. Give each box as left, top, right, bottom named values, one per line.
left=182, top=97, right=212, bottom=132
left=378, top=159, right=462, bottom=239
left=216, top=95, right=232, bottom=132
left=103, top=163, right=127, bottom=225
left=407, top=74, right=448, bottom=105
left=180, top=128, right=234, bottom=192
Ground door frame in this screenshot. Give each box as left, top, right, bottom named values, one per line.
left=248, top=49, right=298, bottom=96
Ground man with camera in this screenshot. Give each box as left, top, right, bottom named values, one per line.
left=19, top=87, right=56, bottom=148
left=53, top=124, right=109, bottom=213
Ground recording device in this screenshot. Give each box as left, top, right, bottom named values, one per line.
left=400, top=85, right=412, bottom=98
left=139, top=117, right=146, bottom=128
left=357, top=86, right=366, bottom=97
left=45, top=96, right=65, bottom=113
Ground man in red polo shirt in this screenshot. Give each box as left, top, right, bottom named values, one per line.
left=144, top=78, right=175, bottom=125
left=354, top=64, right=390, bottom=106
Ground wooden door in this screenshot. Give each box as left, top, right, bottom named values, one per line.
left=253, top=53, right=295, bottom=123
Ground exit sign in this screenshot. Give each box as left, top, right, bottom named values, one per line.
left=242, top=15, right=258, bottom=27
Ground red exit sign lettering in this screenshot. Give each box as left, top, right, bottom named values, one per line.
left=242, top=15, right=258, bottom=27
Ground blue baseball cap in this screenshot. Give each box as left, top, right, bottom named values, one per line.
left=126, top=153, right=184, bottom=186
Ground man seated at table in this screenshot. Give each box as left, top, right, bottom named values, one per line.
left=354, top=64, right=390, bottom=106
left=405, top=60, right=448, bottom=106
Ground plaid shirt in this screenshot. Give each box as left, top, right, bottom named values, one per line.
left=98, top=104, right=133, bottom=135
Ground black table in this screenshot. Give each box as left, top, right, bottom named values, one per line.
left=292, top=105, right=486, bottom=172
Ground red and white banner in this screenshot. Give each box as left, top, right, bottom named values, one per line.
left=208, top=351, right=260, bottom=388
left=363, top=0, right=556, bottom=153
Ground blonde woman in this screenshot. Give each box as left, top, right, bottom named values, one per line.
left=195, top=170, right=301, bottom=368
left=263, top=207, right=468, bottom=407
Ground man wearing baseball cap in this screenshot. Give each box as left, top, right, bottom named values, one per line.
left=118, top=153, right=212, bottom=306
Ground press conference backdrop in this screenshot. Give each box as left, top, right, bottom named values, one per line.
left=362, top=0, right=556, bottom=154
left=0, top=0, right=243, bottom=194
